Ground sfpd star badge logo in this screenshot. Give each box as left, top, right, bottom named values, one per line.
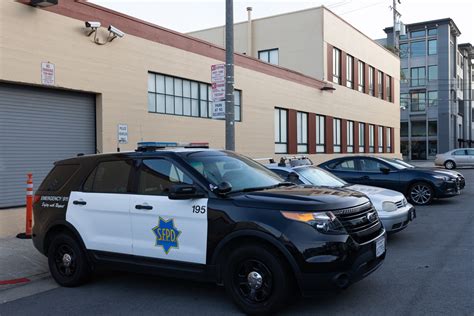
left=152, top=217, right=181, bottom=254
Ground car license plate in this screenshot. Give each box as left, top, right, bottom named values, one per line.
left=375, top=237, right=385, bottom=258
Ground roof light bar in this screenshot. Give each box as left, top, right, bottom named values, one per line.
left=136, top=141, right=209, bottom=152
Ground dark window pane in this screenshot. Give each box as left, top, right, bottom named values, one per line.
left=39, top=165, right=79, bottom=192
left=428, top=121, right=437, bottom=136
left=85, top=160, right=132, bottom=193
left=411, top=121, right=426, bottom=137
left=359, top=159, right=385, bottom=172
left=411, top=30, right=425, bottom=38
left=334, top=160, right=356, bottom=171
left=138, top=159, right=193, bottom=196
left=428, top=28, right=437, bottom=36
left=428, top=40, right=437, bottom=55
left=410, top=41, right=426, bottom=57
left=401, top=122, right=409, bottom=137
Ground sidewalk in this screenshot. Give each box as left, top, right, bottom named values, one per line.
left=0, top=208, right=55, bottom=304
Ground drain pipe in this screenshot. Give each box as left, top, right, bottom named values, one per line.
left=247, top=7, right=252, bottom=57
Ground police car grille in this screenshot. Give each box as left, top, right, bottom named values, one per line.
left=333, top=202, right=382, bottom=243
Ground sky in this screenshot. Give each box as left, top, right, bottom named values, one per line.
left=91, top=0, right=474, bottom=44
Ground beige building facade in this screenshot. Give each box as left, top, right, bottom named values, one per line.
left=0, top=1, right=399, bottom=207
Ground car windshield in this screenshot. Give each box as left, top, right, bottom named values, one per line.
left=297, top=166, right=347, bottom=187
left=378, top=158, right=409, bottom=170
left=180, top=151, right=284, bottom=193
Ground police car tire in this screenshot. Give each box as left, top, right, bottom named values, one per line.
left=47, top=233, right=91, bottom=287
left=223, top=245, right=291, bottom=315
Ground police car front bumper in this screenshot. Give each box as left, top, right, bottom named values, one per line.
left=295, top=231, right=386, bottom=296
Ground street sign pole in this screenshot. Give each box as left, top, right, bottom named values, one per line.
left=225, top=0, right=235, bottom=151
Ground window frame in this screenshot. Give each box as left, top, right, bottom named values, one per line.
left=428, top=39, right=437, bottom=55
left=258, top=48, right=279, bottom=65
left=347, top=120, right=354, bottom=153
left=333, top=118, right=342, bottom=153
left=346, top=55, right=354, bottom=88
left=377, top=71, right=383, bottom=99
left=316, top=115, right=326, bottom=153
left=297, top=111, right=308, bottom=154
left=368, top=66, right=375, bottom=96
left=410, top=40, right=426, bottom=57
left=378, top=126, right=383, bottom=153
left=358, top=122, right=365, bottom=152
left=410, top=67, right=426, bottom=87
left=274, top=108, right=288, bottom=154
left=332, top=47, right=341, bottom=84
left=148, top=72, right=242, bottom=121
left=428, top=65, right=438, bottom=81
left=358, top=61, right=365, bottom=92
left=410, top=91, right=426, bottom=112
left=386, top=75, right=392, bottom=102
left=386, top=127, right=392, bottom=152
left=369, top=124, right=375, bottom=153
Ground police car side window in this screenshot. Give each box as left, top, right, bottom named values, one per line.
left=333, top=160, right=356, bottom=171
left=138, top=159, right=193, bottom=196
left=83, top=160, right=132, bottom=193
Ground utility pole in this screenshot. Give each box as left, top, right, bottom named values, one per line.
left=392, top=0, right=401, bottom=53
left=225, top=0, right=235, bottom=151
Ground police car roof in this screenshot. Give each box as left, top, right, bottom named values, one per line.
left=55, top=148, right=219, bottom=165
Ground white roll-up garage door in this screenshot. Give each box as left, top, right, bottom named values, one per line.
left=0, top=83, right=96, bottom=208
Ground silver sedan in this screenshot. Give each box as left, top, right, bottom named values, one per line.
left=434, top=148, right=474, bottom=169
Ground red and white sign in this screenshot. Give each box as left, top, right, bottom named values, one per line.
left=41, top=62, right=55, bottom=86
left=211, top=64, right=225, bottom=101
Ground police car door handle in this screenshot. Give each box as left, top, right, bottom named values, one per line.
left=73, top=199, right=87, bottom=206
left=135, top=204, right=153, bottom=210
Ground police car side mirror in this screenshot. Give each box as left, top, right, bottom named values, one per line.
left=168, top=184, right=205, bottom=200
left=215, top=181, right=232, bottom=195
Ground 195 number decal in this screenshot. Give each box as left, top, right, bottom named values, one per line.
left=192, top=205, right=206, bottom=214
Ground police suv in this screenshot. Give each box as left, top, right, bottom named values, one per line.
left=33, top=142, right=386, bottom=314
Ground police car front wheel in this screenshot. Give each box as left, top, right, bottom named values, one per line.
left=223, top=245, right=292, bottom=315
left=47, top=233, right=91, bottom=287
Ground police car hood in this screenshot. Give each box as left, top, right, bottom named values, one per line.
left=232, top=185, right=369, bottom=211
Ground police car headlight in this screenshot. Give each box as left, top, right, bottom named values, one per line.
left=281, top=211, right=345, bottom=234
left=382, top=201, right=398, bottom=212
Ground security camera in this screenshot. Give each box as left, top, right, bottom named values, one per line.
left=85, top=21, right=101, bottom=29
left=108, top=25, right=125, bottom=39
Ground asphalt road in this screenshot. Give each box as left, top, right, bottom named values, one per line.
left=1, top=169, right=473, bottom=315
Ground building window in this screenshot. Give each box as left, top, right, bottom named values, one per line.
left=347, top=121, right=354, bottom=153
left=399, top=43, right=408, bottom=58
left=358, top=61, right=365, bottom=92
left=401, top=122, right=408, bottom=137
left=428, top=28, right=437, bottom=36
left=428, top=91, right=438, bottom=107
left=297, top=112, right=308, bottom=153
left=410, top=41, right=426, bottom=57
left=386, top=128, right=392, bottom=152
left=359, top=122, right=365, bottom=152
left=369, top=125, right=375, bottom=153
left=428, top=40, right=437, bottom=55
left=411, top=121, right=426, bottom=137
left=429, top=140, right=437, bottom=156
left=368, top=66, right=375, bottom=96
left=411, top=30, right=425, bottom=38
left=428, top=65, right=438, bottom=81
left=346, top=55, right=354, bottom=88
left=258, top=48, right=279, bottom=65
left=316, top=115, right=325, bottom=153
left=386, top=76, right=392, bottom=102
left=333, top=118, right=341, bottom=153
left=428, top=121, right=437, bottom=136
left=377, top=71, right=383, bottom=98
left=401, top=93, right=409, bottom=109
left=411, top=92, right=426, bottom=112
left=332, top=48, right=341, bottom=84
left=401, top=68, right=409, bottom=84
left=378, top=126, right=383, bottom=153
left=148, top=73, right=241, bottom=121
left=411, top=67, right=426, bottom=86
left=274, top=108, right=288, bottom=153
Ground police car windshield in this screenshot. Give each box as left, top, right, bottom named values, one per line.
left=297, top=166, right=347, bottom=187
left=181, top=151, right=283, bottom=193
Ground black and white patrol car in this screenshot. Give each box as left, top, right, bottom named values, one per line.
left=33, top=142, right=386, bottom=314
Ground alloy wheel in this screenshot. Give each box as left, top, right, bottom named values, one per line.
left=234, top=259, right=273, bottom=304
left=410, top=184, right=432, bottom=205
